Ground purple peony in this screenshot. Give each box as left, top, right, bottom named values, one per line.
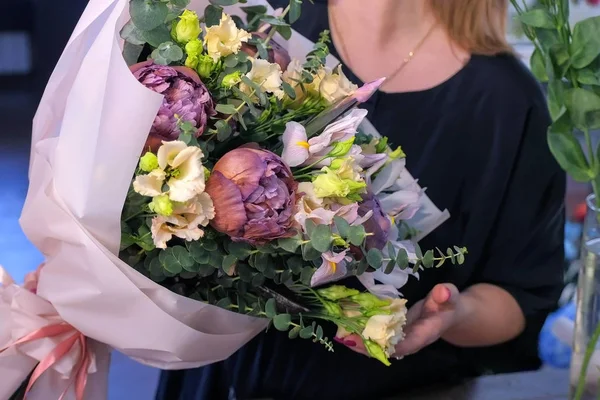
left=359, top=192, right=391, bottom=250
left=205, top=147, right=298, bottom=244
left=131, top=60, right=216, bottom=150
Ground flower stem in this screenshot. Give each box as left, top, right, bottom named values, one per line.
left=263, top=4, right=291, bottom=47
left=574, top=321, right=600, bottom=400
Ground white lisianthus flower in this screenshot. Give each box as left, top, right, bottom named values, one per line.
left=204, top=13, right=252, bottom=61
left=133, top=169, right=166, bottom=197
left=157, top=141, right=206, bottom=203
left=362, top=298, right=408, bottom=357
left=151, top=192, right=215, bottom=249
left=313, top=65, right=358, bottom=104
left=242, top=58, right=284, bottom=100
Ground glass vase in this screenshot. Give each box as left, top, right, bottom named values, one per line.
left=571, top=194, right=600, bottom=400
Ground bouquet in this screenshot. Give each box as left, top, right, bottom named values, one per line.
left=0, top=0, right=465, bottom=398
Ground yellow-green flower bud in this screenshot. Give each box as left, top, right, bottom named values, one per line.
left=221, top=71, right=242, bottom=88
left=375, top=137, right=389, bottom=154
left=197, top=54, right=216, bottom=79
left=323, top=301, right=343, bottom=317
left=388, top=146, right=406, bottom=160
left=203, top=166, right=211, bottom=181
left=173, top=10, right=201, bottom=44
left=331, top=234, right=347, bottom=247
left=317, top=285, right=360, bottom=301
left=149, top=194, right=173, bottom=216
left=364, top=339, right=391, bottom=366
left=139, top=152, right=159, bottom=173
left=184, top=39, right=203, bottom=69
left=327, top=137, right=355, bottom=158
left=351, top=293, right=391, bottom=310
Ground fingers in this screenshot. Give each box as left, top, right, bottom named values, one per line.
left=393, top=318, right=441, bottom=357
left=334, top=334, right=369, bottom=357
left=424, top=283, right=460, bottom=312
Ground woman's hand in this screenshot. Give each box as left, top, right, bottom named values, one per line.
left=337, top=283, right=463, bottom=358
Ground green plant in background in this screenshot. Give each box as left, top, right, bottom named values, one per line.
left=511, top=1, right=600, bottom=398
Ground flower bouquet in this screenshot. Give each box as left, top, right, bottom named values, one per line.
left=0, top=0, right=465, bottom=398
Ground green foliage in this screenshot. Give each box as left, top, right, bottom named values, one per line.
left=151, top=41, right=184, bottom=65
left=130, top=0, right=169, bottom=31
left=511, top=0, right=600, bottom=196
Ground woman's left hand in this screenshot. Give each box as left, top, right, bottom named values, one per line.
left=337, top=283, right=462, bottom=359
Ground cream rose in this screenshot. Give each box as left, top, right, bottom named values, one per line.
left=204, top=13, right=252, bottom=61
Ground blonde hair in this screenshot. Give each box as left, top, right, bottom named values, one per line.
left=428, top=0, right=512, bottom=55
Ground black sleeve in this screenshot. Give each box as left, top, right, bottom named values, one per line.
left=458, top=87, right=566, bottom=372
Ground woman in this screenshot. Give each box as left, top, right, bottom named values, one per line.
left=157, top=0, right=565, bottom=398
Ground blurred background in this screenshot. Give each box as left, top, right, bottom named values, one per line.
left=1, top=1, right=600, bottom=399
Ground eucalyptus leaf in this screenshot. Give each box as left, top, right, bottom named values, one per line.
left=222, top=254, right=238, bottom=271
left=310, top=224, right=332, bottom=253
left=282, top=82, right=296, bottom=99
left=333, top=216, right=351, bottom=238
left=289, top=0, right=302, bottom=24
left=210, top=0, right=239, bottom=5
left=265, top=298, right=277, bottom=318
left=277, top=25, right=292, bottom=41
left=227, top=241, right=253, bottom=260
left=141, top=25, right=172, bottom=48
left=260, top=16, right=290, bottom=27
left=205, top=4, right=223, bottom=27
left=347, top=225, right=366, bottom=247
left=366, top=248, right=383, bottom=269
left=519, top=8, right=555, bottom=29
left=299, top=325, right=314, bottom=339
left=277, top=235, right=303, bottom=253
left=130, top=0, right=169, bottom=31
left=202, top=239, right=218, bottom=252
left=121, top=20, right=146, bottom=45
left=289, top=325, right=301, bottom=339
left=300, top=266, right=315, bottom=285
left=396, top=248, right=409, bottom=270
left=422, top=250, right=434, bottom=269
left=302, top=243, right=322, bottom=261
left=216, top=120, right=233, bottom=141
left=224, top=54, right=239, bottom=68
left=570, top=17, right=600, bottom=69
left=241, top=5, right=267, bottom=14
left=216, top=103, right=239, bottom=114
left=171, top=0, right=191, bottom=7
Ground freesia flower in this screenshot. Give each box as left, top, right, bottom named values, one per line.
left=281, top=108, right=368, bottom=168
left=173, top=10, right=201, bottom=44
left=151, top=192, right=215, bottom=249
left=131, top=61, right=215, bottom=151
left=205, top=147, right=298, bottom=244
left=359, top=192, right=391, bottom=250
left=204, top=13, right=252, bottom=61
left=241, top=58, right=284, bottom=100
left=311, top=250, right=351, bottom=287
left=362, top=298, right=408, bottom=357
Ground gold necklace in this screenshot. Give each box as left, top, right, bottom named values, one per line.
left=329, top=5, right=437, bottom=84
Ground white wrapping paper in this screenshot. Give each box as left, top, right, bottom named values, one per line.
left=0, top=0, right=449, bottom=398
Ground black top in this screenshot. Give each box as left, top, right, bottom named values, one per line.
left=156, top=2, right=566, bottom=399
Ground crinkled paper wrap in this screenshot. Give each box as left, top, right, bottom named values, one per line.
left=0, top=0, right=449, bottom=398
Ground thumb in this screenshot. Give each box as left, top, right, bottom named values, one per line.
left=423, top=283, right=459, bottom=312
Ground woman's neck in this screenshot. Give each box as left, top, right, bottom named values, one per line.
left=329, top=0, right=435, bottom=48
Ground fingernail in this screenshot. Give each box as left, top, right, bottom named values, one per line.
left=344, top=340, right=357, bottom=347
left=443, top=286, right=452, bottom=301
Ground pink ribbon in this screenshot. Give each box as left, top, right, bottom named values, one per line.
left=0, top=323, right=91, bottom=400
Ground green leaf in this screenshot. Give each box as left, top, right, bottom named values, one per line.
left=310, top=224, right=332, bottom=253
left=227, top=241, right=253, bottom=260
left=121, top=21, right=146, bottom=45
left=289, top=325, right=301, bottom=339
left=347, top=226, right=366, bottom=246
left=547, top=111, right=592, bottom=182
left=570, top=17, right=600, bottom=69
left=289, top=0, right=302, bottom=24
left=386, top=242, right=397, bottom=260
left=222, top=254, right=238, bottom=271
left=546, top=43, right=570, bottom=79
left=216, top=297, right=232, bottom=309
left=422, top=250, right=434, bottom=269
left=366, top=248, right=383, bottom=269
left=302, top=243, right=322, bottom=261
left=356, top=258, right=369, bottom=275
left=530, top=47, right=548, bottom=82
left=205, top=4, right=223, bottom=27
left=210, top=0, right=238, bottom=5
left=237, top=263, right=254, bottom=282
left=149, top=258, right=163, bottom=276
left=519, top=9, right=555, bottom=29
left=316, top=325, right=324, bottom=340
left=333, top=216, right=351, bottom=238
left=282, top=81, right=296, bottom=99
left=202, top=239, right=218, bottom=252
left=286, top=256, right=304, bottom=274
left=241, top=5, right=267, bottom=14
left=260, top=16, right=290, bottom=27
left=223, top=54, right=239, bottom=68
left=130, top=0, right=169, bottom=31
left=171, top=0, right=191, bottom=7
left=536, top=28, right=561, bottom=52
left=188, top=242, right=210, bottom=264
left=304, top=219, right=317, bottom=237
left=277, top=235, right=302, bottom=253
left=277, top=25, right=292, bottom=41
left=396, top=248, right=409, bottom=270
left=300, top=266, right=315, bottom=285
left=299, top=325, right=314, bottom=339
left=141, top=25, right=172, bottom=48
left=252, top=274, right=265, bottom=287
left=265, top=298, right=277, bottom=318
left=216, top=103, right=238, bottom=114
left=577, top=67, right=600, bottom=86
left=384, top=259, right=396, bottom=274
left=547, top=79, right=567, bottom=121
left=216, top=120, right=233, bottom=141
left=564, top=88, right=600, bottom=130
